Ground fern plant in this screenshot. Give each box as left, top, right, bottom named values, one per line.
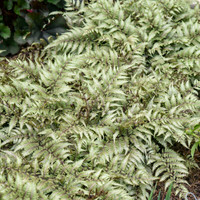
left=0, top=0, right=200, bottom=199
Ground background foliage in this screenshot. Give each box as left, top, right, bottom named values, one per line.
left=0, top=0, right=68, bottom=56
left=0, top=0, right=200, bottom=199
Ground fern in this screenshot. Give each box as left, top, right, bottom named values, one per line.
left=1, top=0, right=200, bottom=199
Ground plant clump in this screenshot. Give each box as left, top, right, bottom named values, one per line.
left=0, top=0, right=200, bottom=199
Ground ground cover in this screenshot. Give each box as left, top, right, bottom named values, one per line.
left=0, top=0, right=200, bottom=199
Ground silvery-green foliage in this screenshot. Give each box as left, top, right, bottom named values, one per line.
left=0, top=0, right=200, bottom=199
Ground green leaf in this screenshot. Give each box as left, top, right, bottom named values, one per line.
left=14, top=1, right=29, bottom=15
left=165, top=182, right=173, bottom=200
left=194, top=124, right=200, bottom=131
left=14, top=32, right=26, bottom=45
left=157, top=191, right=161, bottom=200
left=10, top=44, right=20, bottom=55
left=47, top=0, right=61, bottom=5
left=148, top=183, right=157, bottom=200
left=4, top=0, right=13, bottom=10
left=191, top=142, right=199, bottom=158
left=8, top=116, right=17, bottom=133
left=0, top=24, right=11, bottom=39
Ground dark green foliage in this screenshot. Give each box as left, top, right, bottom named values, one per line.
left=0, top=0, right=200, bottom=199
left=0, top=0, right=68, bottom=56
